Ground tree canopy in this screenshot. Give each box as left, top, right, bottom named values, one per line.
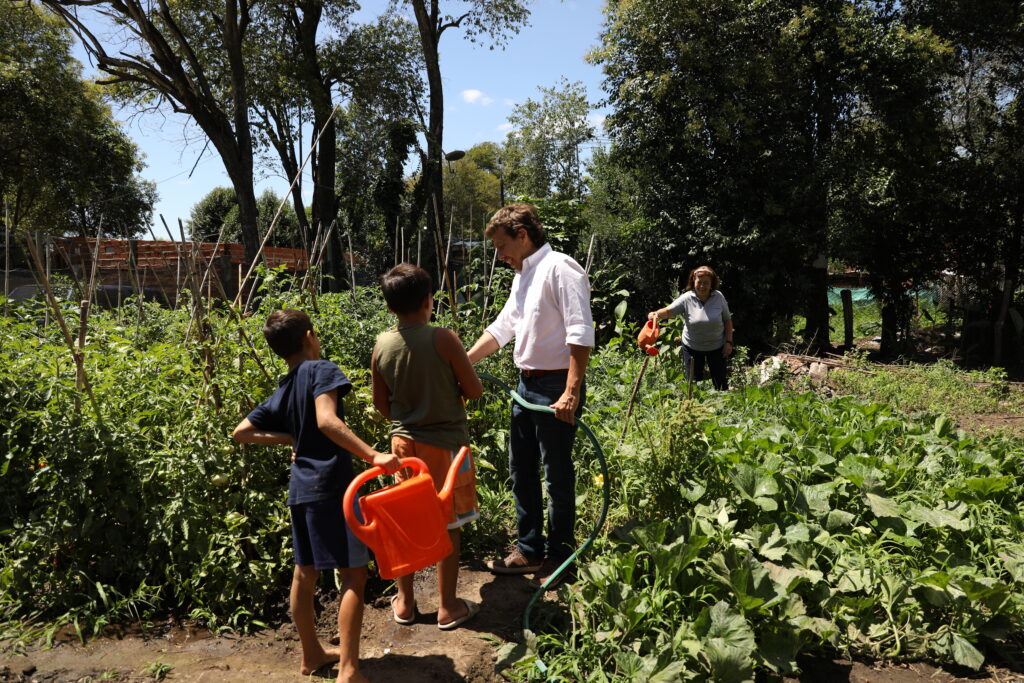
left=1, top=2, right=155, bottom=239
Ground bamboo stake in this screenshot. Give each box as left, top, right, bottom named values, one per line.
left=346, top=231, right=356, bottom=297
left=481, top=246, right=498, bottom=325
left=51, top=242, right=86, bottom=303
left=85, top=221, right=103, bottom=308
left=431, top=194, right=457, bottom=314
left=687, top=357, right=695, bottom=399
left=159, top=216, right=186, bottom=310
left=299, top=221, right=323, bottom=295
left=620, top=354, right=651, bottom=444
left=20, top=231, right=102, bottom=423
left=584, top=233, right=597, bottom=274
left=43, top=236, right=51, bottom=328
left=2, top=201, right=9, bottom=316
left=134, top=267, right=148, bottom=341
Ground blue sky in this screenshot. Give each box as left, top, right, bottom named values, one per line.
left=74, top=1, right=610, bottom=239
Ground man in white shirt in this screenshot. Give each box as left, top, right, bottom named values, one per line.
left=467, top=203, right=594, bottom=582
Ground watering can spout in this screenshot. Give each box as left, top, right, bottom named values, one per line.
left=438, top=446, right=470, bottom=521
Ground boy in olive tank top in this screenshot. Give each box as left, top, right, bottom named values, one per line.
left=371, top=264, right=484, bottom=630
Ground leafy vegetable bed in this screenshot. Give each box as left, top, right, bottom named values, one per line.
left=521, top=382, right=1024, bottom=681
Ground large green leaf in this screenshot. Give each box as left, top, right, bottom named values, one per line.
left=699, top=602, right=756, bottom=683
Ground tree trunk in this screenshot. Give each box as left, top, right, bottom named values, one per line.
left=993, top=196, right=1023, bottom=366
left=411, top=0, right=445, bottom=277
left=803, top=250, right=831, bottom=353
left=222, top=0, right=260, bottom=268
left=288, top=0, right=341, bottom=289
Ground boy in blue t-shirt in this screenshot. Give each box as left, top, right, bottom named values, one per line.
left=232, top=309, right=399, bottom=682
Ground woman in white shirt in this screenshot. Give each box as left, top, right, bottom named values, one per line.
left=648, top=266, right=734, bottom=390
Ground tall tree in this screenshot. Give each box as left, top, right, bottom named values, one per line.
left=502, top=78, right=594, bottom=200
left=1, top=2, right=155, bottom=238
left=900, top=0, right=1024, bottom=367
left=592, top=0, right=951, bottom=352
left=405, top=0, right=530, bottom=270
left=187, top=187, right=300, bottom=247
left=42, top=0, right=265, bottom=267
left=442, top=144, right=502, bottom=233
left=249, top=5, right=422, bottom=287
left=335, top=101, right=419, bottom=279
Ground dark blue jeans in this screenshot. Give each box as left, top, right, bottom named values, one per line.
left=682, top=345, right=728, bottom=390
left=510, top=372, right=585, bottom=562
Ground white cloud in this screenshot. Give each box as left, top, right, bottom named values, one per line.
left=462, top=89, right=494, bottom=106
left=497, top=122, right=514, bottom=132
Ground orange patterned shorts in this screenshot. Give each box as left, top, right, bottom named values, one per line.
left=392, top=436, right=479, bottom=530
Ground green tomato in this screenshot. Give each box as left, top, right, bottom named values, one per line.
left=220, top=444, right=234, bottom=455
left=210, top=473, right=230, bottom=487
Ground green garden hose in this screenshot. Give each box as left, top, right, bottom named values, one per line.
left=477, top=372, right=610, bottom=676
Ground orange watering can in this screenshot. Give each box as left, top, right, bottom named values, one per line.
left=343, top=446, right=470, bottom=579
left=637, top=318, right=660, bottom=356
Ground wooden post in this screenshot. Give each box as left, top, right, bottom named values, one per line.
left=2, top=203, right=9, bottom=316
left=841, top=288, right=854, bottom=351
left=584, top=233, right=597, bottom=274
left=481, top=246, right=498, bottom=325
left=687, top=357, right=695, bottom=399
left=346, top=231, right=356, bottom=297
left=43, top=236, right=51, bottom=328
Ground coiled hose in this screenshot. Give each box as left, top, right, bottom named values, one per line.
left=477, top=371, right=610, bottom=676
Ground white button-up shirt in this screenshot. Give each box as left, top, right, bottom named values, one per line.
left=486, top=243, right=595, bottom=370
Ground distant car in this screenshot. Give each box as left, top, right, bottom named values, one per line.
left=7, top=284, right=74, bottom=303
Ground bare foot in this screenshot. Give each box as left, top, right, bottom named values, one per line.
left=299, top=646, right=340, bottom=675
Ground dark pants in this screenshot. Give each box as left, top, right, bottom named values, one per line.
left=510, top=372, right=585, bottom=562
left=682, top=345, right=728, bottom=390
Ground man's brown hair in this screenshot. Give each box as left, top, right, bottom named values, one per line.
left=263, top=309, right=313, bottom=358
left=381, top=263, right=432, bottom=314
left=484, top=203, right=547, bottom=247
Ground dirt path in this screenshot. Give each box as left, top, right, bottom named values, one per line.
left=3, top=565, right=1024, bottom=682
left=0, top=566, right=536, bottom=682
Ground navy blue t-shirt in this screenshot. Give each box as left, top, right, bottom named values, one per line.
left=246, top=360, right=355, bottom=505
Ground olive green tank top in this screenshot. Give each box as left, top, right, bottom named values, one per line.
left=374, top=323, right=469, bottom=451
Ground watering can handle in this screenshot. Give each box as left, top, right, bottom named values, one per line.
left=343, top=457, right=429, bottom=546
left=437, top=447, right=470, bottom=522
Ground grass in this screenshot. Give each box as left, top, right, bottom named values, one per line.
left=829, top=355, right=1024, bottom=419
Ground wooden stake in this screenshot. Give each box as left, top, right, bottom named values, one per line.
left=346, top=231, right=356, bottom=297
left=687, top=356, right=695, bottom=399
left=2, top=201, right=9, bottom=316
left=20, top=231, right=102, bottom=423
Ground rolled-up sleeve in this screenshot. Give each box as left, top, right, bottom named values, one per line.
left=556, top=262, right=595, bottom=348
left=486, top=295, right=517, bottom=348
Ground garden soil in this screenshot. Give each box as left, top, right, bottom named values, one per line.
left=2, top=565, right=1024, bottom=682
